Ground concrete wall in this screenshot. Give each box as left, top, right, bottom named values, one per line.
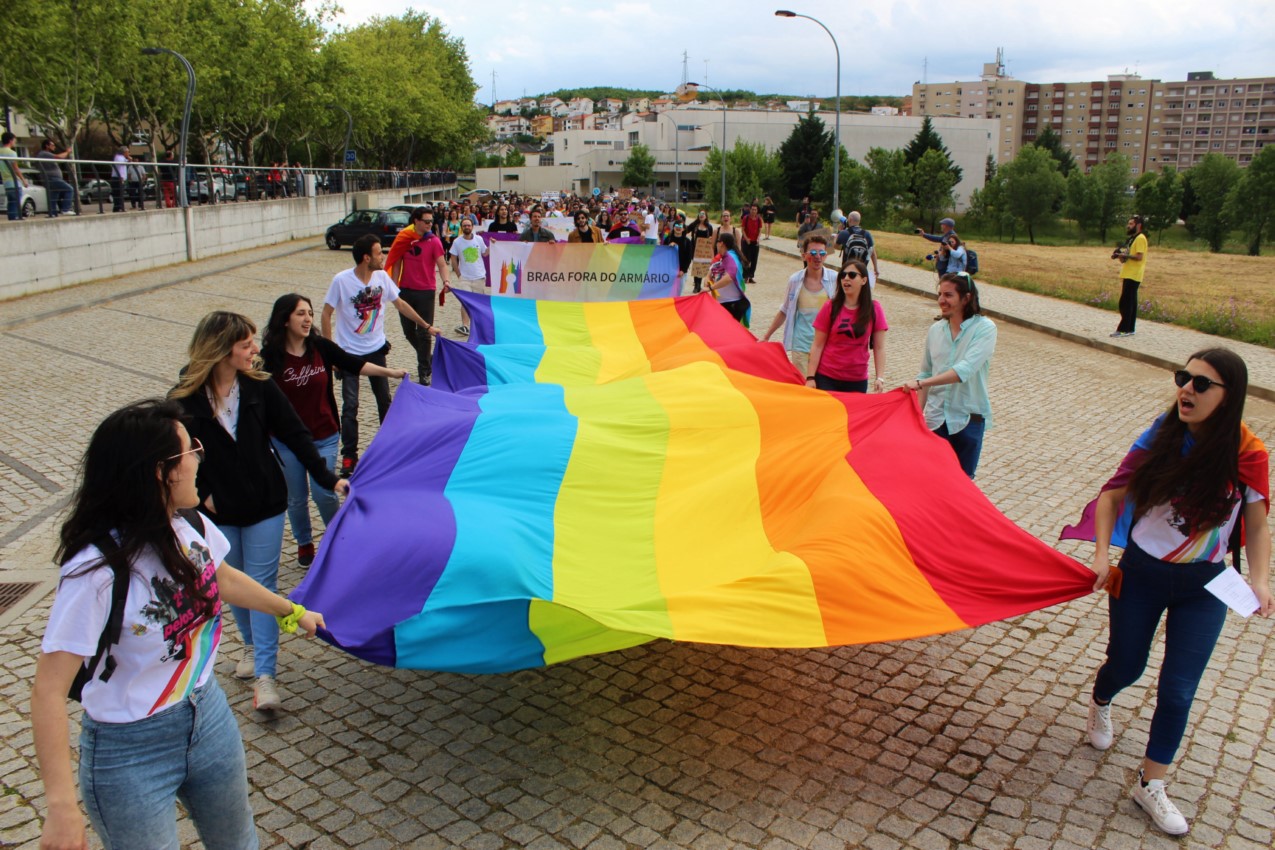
left=0, top=188, right=417, bottom=301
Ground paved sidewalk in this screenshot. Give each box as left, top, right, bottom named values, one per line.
left=1, top=243, right=1272, bottom=849
left=762, top=236, right=1275, bottom=401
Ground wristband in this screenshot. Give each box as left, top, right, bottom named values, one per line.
left=276, top=601, right=306, bottom=634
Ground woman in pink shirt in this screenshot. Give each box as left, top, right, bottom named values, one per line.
left=805, top=259, right=888, bottom=393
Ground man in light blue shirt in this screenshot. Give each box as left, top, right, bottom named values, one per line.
left=903, top=272, right=997, bottom=478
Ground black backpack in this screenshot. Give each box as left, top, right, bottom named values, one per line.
left=841, top=228, right=871, bottom=264
left=67, top=510, right=205, bottom=702
left=965, top=248, right=979, bottom=276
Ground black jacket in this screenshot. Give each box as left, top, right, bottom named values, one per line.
left=174, top=374, right=340, bottom=528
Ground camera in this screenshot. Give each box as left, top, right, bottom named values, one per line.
left=925, top=254, right=935, bottom=261
left=1111, top=246, right=1127, bottom=260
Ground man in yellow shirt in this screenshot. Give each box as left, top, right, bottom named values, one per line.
left=1112, top=215, right=1148, bottom=337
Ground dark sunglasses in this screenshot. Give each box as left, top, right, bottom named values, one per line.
left=807, top=249, right=828, bottom=257
left=1173, top=370, right=1226, bottom=393
left=840, top=271, right=864, bottom=280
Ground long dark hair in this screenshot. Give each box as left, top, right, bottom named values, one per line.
left=260, top=293, right=315, bottom=374
left=57, top=400, right=217, bottom=617
left=1128, top=348, right=1249, bottom=530
left=939, top=272, right=982, bottom=321
left=830, top=259, right=874, bottom=338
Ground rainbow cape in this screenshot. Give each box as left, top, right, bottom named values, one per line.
left=1060, top=415, right=1269, bottom=554
left=294, top=292, right=1094, bottom=673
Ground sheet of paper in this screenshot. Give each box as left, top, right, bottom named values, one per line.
left=1204, top=569, right=1260, bottom=617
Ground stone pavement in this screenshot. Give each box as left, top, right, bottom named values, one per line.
left=1, top=242, right=1272, bottom=850
left=761, top=235, right=1275, bottom=403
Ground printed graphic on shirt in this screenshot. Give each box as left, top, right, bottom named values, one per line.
left=834, top=309, right=870, bottom=339
left=1162, top=487, right=1242, bottom=563
left=147, top=538, right=222, bottom=714
left=349, top=285, right=385, bottom=335
left=461, top=245, right=481, bottom=264
left=281, top=360, right=325, bottom=388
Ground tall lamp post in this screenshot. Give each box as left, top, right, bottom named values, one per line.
left=775, top=10, right=841, bottom=214
left=687, top=81, right=727, bottom=214
left=141, top=47, right=195, bottom=208
left=659, top=111, right=681, bottom=203
left=330, top=103, right=353, bottom=204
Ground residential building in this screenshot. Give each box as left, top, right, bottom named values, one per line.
left=600, top=98, right=624, bottom=113
left=567, top=97, right=595, bottom=116
left=493, top=100, right=520, bottom=116
left=1149, top=73, right=1275, bottom=171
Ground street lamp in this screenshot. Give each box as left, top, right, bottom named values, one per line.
left=329, top=103, right=353, bottom=204
left=686, top=81, right=727, bottom=214
left=659, top=111, right=681, bottom=204
left=141, top=47, right=195, bottom=208
left=776, top=10, right=841, bottom=213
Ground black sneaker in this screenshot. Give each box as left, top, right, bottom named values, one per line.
left=340, top=456, right=357, bottom=478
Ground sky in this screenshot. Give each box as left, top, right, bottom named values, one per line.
left=314, top=0, right=1275, bottom=103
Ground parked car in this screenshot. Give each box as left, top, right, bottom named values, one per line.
left=190, top=172, right=236, bottom=203
left=79, top=179, right=115, bottom=203
left=325, top=209, right=411, bottom=249
left=18, top=169, right=49, bottom=217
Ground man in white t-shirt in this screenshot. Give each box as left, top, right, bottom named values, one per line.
left=321, top=233, right=438, bottom=476
left=643, top=204, right=659, bottom=245
left=448, top=217, right=488, bottom=336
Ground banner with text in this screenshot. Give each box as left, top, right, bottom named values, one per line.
left=488, top=242, right=681, bottom=301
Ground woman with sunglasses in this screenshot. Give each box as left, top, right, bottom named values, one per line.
left=762, top=234, right=837, bottom=377
left=31, top=399, right=328, bottom=850
left=170, top=312, right=348, bottom=712
left=804, top=258, right=888, bottom=393
left=1061, top=348, right=1271, bottom=837
left=260, top=294, right=408, bottom=568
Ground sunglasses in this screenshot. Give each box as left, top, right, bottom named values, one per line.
left=807, top=249, right=828, bottom=257
left=1173, top=370, right=1226, bottom=393
left=168, top=437, right=205, bottom=463
left=840, top=271, right=864, bottom=280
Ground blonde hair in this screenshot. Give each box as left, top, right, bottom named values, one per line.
left=169, top=311, right=269, bottom=399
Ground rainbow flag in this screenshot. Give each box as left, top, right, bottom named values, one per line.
left=295, top=293, right=1094, bottom=672
left=487, top=242, right=681, bottom=301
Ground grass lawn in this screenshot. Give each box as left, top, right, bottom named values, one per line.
left=770, top=221, right=1275, bottom=348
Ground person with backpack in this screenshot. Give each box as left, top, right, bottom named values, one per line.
left=31, top=399, right=330, bottom=850
left=836, top=211, right=880, bottom=288
left=804, top=258, right=889, bottom=393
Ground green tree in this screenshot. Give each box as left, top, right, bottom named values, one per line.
left=966, top=171, right=1016, bottom=240
left=1133, top=166, right=1184, bottom=245
left=622, top=143, right=655, bottom=189
left=863, top=147, right=912, bottom=223
left=697, top=142, right=783, bottom=211
left=811, top=148, right=863, bottom=214
left=903, top=116, right=963, bottom=184
left=1225, top=146, right=1275, bottom=255
left=912, top=148, right=958, bottom=231
left=1089, top=153, right=1132, bottom=243
left=1031, top=126, right=1076, bottom=177
left=504, top=149, right=526, bottom=167
left=1063, top=169, right=1100, bottom=240
left=1184, top=153, right=1241, bottom=252
left=777, top=110, right=832, bottom=201
left=999, top=145, right=1065, bottom=244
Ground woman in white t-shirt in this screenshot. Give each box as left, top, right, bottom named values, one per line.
left=31, top=399, right=329, bottom=850
left=1068, top=348, right=1272, bottom=837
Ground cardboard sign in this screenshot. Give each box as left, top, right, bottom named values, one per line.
left=691, top=236, right=715, bottom=276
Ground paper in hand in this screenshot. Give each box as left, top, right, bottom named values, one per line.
left=1204, top=569, right=1260, bottom=617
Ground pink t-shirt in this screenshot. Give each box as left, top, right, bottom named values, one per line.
left=813, top=300, right=888, bottom=381
left=400, top=232, right=445, bottom=291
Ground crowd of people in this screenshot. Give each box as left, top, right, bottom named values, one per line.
left=24, top=188, right=1273, bottom=847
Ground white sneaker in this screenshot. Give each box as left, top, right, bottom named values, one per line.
left=1087, top=698, right=1113, bottom=750
left=254, top=675, right=282, bottom=712
left=234, top=646, right=255, bottom=680
left=1131, top=771, right=1189, bottom=835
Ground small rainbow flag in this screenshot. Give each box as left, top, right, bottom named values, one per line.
left=488, top=242, right=680, bottom=301
left=295, top=293, right=1093, bottom=672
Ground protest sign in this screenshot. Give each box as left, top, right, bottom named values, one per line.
left=488, top=242, right=681, bottom=301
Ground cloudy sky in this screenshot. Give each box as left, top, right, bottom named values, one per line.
left=317, top=0, right=1274, bottom=102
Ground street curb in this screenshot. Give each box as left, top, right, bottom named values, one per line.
left=759, top=242, right=1275, bottom=405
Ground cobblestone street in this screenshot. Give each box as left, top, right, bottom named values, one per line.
left=1, top=241, right=1272, bottom=849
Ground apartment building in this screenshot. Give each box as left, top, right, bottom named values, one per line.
left=915, top=61, right=1274, bottom=174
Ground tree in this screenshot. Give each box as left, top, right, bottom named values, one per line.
left=1225, top=146, right=1275, bottom=255
left=966, top=170, right=1016, bottom=240
left=777, top=110, right=832, bottom=201
left=697, top=142, right=783, bottom=212
left=912, top=149, right=959, bottom=231
left=622, top=143, right=655, bottom=189
left=811, top=148, right=863, bottom=213
left=999, top=145, right=1065, bottom=244
left=1133, top=166, right=1184, bottom=244
left=504, top=149, right=526, bottom=167
left=1184, top=153, right=1241, bottom=252
left=1063, top=170, right=1100, bottom=240
left=1088, top=153, right=1132, bottom=243
left=863, top=147, right=911, bottom=223
left=1031, top=126, right=1076, bottom=177
left=903, top=116, right=963, bottom=184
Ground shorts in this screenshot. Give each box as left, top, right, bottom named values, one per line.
left=459, top=277, right=486, bottom=293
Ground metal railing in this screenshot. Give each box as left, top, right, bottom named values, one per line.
left=2, top=155, right=456, bottom=219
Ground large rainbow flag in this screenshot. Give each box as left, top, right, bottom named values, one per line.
left=294, top=292, right=1094, bottom=672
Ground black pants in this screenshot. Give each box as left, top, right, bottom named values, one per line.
left=741, top=241, right=760, bottom=281
left=1117, top=278, right=1140, bottom=333
left=339, top=343, right=390, bottom=460
left=398, top=288, right=436, bottom=383
left=814, top=374, right=868, bottom=393
left=720, top=297, right=749, bottom=323
left=109, top=177, right=126, bottom=212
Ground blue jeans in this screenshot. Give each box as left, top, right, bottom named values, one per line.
left=272, top=433, right=339, bottom=547
left=46, top=177, right=73, bottom=214
left=222, top=513, right=286, bottom=677
left=1093, top=540, right=1228, bottom=765
left=4, top=186, right=17, bottom=220
left=80, top=678, right=257, bottom=850
left=934, top=417, right=986, bottom=479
